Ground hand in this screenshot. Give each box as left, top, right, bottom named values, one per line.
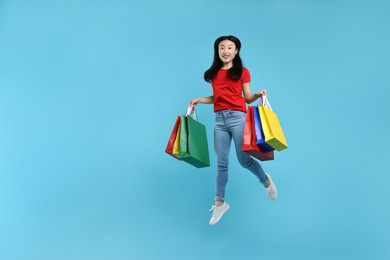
left=255, top=89, right=267, bottom=98
left=189, top=98, right=200, bottom=107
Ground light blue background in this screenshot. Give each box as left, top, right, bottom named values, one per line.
left=1, top=0, right=389, bottom=259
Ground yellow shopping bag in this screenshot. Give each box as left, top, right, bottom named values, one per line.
left=258, top=96, right=288, bottom=152
left=172, top=121, right=181, bottom=156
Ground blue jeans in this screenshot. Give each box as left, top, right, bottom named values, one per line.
left=214, top=110, right=268, bottom=202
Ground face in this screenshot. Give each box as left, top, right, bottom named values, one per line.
left=218, top=40, right=238, bottom=66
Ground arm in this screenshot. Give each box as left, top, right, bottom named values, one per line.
left=189, top=95, right=214, bottom=107
left=242, top=82, right=267, bottom=104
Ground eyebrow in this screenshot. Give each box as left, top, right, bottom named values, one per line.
left=219, top=44, right=235, bottom=47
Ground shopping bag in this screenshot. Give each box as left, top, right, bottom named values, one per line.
left=165, top=106, right=210, bottom=168
left=165, top=116, right=181, bottom=159
left=253, top=106, right=274, bottom=151
left=259, top=96, right=288, bottom=151
left=181, top=107, right=210, bottom=168
left=172, top=120, right=182, bottom=157
left=179, top=115, right=190, bottom=158
left=242, top=106, right=274, bottom=161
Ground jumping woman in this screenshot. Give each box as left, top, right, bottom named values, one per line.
left=189, top=35, right=278, bottom=225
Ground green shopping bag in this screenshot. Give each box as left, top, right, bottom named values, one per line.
left=178, top=114, right=190, bottom=158
left=180, top=106, right=210, bottom=168
left=182, top=115, right=210, bottom=168
left=166, top=106, right=210, bottom=168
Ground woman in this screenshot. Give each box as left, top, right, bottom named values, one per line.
left=189, top=35, right=278, bottom=225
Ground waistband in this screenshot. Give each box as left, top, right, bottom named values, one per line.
left=215, top=109, right=247, bottom=115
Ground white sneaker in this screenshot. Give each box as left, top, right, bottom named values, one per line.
left=265, top=173, right=278, bottom=200
left=209, top=202, right=230, bottom=225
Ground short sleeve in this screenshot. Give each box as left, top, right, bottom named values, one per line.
left=242, top=68, right=251, bottom=83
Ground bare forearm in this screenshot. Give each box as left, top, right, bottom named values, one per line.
left=198, top=96, right=214, bottom=104
left=244, top=93, right=261, bottom=104
left=243, top=83, right=268, bottom=104
left=189, top=96, right=214, bottom=107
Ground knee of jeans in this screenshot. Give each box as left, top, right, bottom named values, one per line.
left=217, top=161, right=229, bottom=171
left=238, top=156, right=253, bottom=169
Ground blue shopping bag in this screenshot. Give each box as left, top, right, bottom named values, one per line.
left=254, top=105, right=274, bottom=151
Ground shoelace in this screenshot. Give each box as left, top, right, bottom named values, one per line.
left=209, top=205, right=216, bottom=212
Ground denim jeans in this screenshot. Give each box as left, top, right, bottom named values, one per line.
left=214, top=109, right=268, bottom=202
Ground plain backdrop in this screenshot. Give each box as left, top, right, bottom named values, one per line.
left=1, top=0, right=389, bottom=259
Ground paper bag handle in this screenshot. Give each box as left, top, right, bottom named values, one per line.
left=185, top=106, right=198, bottom=120
left=257, top=95, right=273, bottom=111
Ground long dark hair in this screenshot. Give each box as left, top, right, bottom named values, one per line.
left=204, top=35, right=243, bottom=82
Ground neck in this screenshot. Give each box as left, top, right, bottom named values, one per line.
left=221, top=62, right=233, bottom=69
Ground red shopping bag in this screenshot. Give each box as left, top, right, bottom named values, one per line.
left=165, top=116, right=181, bottom=159
left=242, top=106, right=274, bottom=161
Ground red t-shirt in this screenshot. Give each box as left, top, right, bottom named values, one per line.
left=212, top=68, right=250, bottom=112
